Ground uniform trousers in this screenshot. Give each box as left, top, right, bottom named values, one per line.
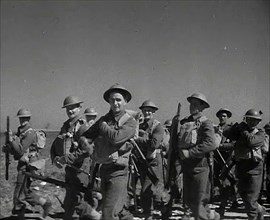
left=100, top=163, right=133, bottom=220
left=236, top=160, right=263, bottom=220
left=182, top=157, right=211, bottom=220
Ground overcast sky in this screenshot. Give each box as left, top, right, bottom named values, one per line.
left=1, top=0, right=269, bottom=131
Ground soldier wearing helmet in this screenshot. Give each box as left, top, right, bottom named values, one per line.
left=225, top=109, right=266, bottom=219
left=134, top=100, right=169, bottom=219
left=81, top=83, right=137, bottom=220
left=84, top=107, right=98, bottom=128
left=177, top=93, right=220, bottom=220
left=50, top=96, right=100, bottom=220
left=2, top=108, right=52, bottom=218
left=214, top=108, right=239, bottom=216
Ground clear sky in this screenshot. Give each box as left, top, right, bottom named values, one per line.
left=1, top=0, right=269, bottom=132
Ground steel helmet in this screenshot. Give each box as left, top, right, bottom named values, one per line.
left=84, top=107, right=98, bottom=116
left=17, top=108, right=32, bottom=118
left=187, top=93, right=210, bottom=108
left=244, top=109, right=262, bottom=120
left=103, top=83, right=132, bottom=103
left=164, top=119, right=172, bottom=127
left=216, top=108, right=232, bottom=118
left=139, top=100, right=159, bottom=111
left=62, top=96, right=83, bottom=108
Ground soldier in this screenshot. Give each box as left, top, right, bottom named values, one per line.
left=178, top=93, right=220, bottom=220
left=81, top=83, right=137, bottom=220
left=2, top=108, right=51, bottom=219
left=84, top=107, right=98, bottom=128
left=214, top=108, right=239, bottom=215
left=50, top=96, right=100, bottom=220
left=263, top=122, right=270, bottom=203
left=134, top=100, right=168, bottom=220
left=224, top=109, right=266, bottom=220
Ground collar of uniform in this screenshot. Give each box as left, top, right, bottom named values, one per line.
left=18, top=121, right=32, bottom=134
left=192, top=112, right=203, bottom=121
left=107, top=109, right=126, bottom=122
left=68, top=115, right=83, bottom=126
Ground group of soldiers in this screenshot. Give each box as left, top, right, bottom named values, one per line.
left=3, top=83, right=270, bottom=220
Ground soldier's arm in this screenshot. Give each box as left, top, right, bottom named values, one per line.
left=241, top=129, right=265, bottom=149
left=11, top=130, right=36, bottom=155
left=150, top=123, right=164, bottom=150
left=189, top=120, right=217, bottom=158
left=99, top=117, right=137, bottom=146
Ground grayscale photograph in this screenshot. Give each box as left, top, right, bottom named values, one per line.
left=0, top=1, right=269, bottom=219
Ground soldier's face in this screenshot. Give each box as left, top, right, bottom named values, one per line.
left=142, top=107, right=156, bottom=121
left=218, top=113, right=228, bottom=124
left=19, top=117, right=30, bottom=126
left=66, top=104, right=81, bottom=119
left=245, top=117, right=260, bottom=129
left=109, top=92, right=127, bottom=114
left=189, top=99, right=204, bottom=115
left=85, top=115, right=96, bottom=123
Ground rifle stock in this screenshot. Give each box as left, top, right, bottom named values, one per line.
left=165, top=103, right=181, bottom=189
left=5, top=116, right=10, bottom=180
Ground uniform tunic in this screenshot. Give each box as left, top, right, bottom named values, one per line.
left=10, top=122, right=43, bottom=212
left=226, top=123, right=265, bottom=219
left=179, top=113, right=217, bottom=220
left=83, top=109, right=137, bottom=220
left=135, top=118, right=165, bottom=216
left=51, top=115, right=91, bottom=220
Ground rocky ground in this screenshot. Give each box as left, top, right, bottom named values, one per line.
left=0, top=132, right=269, bottom=220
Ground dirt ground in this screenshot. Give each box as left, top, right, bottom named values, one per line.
left=0, top=132, right=269, bottom=220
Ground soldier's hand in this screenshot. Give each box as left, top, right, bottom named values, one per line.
left=2, top=144, right=10, bottom=153
left=65, top=132, right=73, bottom=138
left=179, top=149, right=190, bottom=160
left=54, top=156, right=66, bottom=169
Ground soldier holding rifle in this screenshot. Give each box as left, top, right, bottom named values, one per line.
left=224, top=109, right=266, bottom=220
left=50, top=96, right=100, bottom=220
left=177, top=93, right=220, bottom=220
left=214, top=108, right=239, bottom=216
left=134, top=100, right=169, bottom=220
left=2, top=108, right=51, bottom=219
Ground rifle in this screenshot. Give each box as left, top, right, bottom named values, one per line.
left=23, top=171, right=90, bottom=193
left=216, top=149, right=236, bottom=185
left=5, top=116, right=10, bottom=180
left=165, top=103, right=181, bottom=189
left=130, top=138, right=159, bottom=186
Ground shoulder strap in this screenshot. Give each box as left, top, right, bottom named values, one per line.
left=118, top=112, right=133, bottom=127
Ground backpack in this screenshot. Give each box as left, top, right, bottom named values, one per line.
left=35, top=130, right=46, bottom=149
left=24, top=128, right=46, bottom=149
left=178, top=116, right=221, bottom=150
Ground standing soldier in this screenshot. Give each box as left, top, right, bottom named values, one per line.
left=178, top=93, right=220, bottom=220
left=263, top=122, right=270, bottom=203
left=80, top=83, right=137, bottom=220
left=84, top=107, right=98, bottom=128
left=224, top=109, right=266, bottom=220
left=214, top=108, right=238, bottom=216
left=50, top=96, right=100, bottom=220
left=134, top=100, right=168, bottom=220
left=2, top=108, right=51, bottom=219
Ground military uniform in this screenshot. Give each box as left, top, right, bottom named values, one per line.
left=7, top=109, right=51, bottom=219
left=135, top=118, right=165, bottom=217
left=178, top=93, right=220, bottom=220
left=81, top=84, right=137, bottom=220
left=225, top=109, right=266, bottom=220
